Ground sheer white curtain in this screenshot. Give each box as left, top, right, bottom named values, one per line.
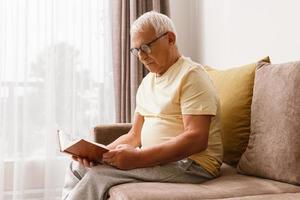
left=0, top=0, right=115, bottom=199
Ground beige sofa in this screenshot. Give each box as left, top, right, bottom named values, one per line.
left=92, top=59, right=300, bottom=199
left=93, top=124, right=300, bottom=200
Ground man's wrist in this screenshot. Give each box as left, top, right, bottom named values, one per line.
left=136, top=148, right=147, bottom=168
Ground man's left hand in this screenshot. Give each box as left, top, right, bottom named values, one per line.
left=102, top=144, right=142, bottom=170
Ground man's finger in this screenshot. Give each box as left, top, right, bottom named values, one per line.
left=77, top=157, right=84, bottom=166
left=103, top=150, right=117, bottom=159
left=102, top=155, right=116, bottom=166
left=116, top=144, right=127, bottom=149
left=72, top=155, right=78, bottom=161
left=83, top=158, right=91, bottom=168
left=90, top=161, right=96, bottom=167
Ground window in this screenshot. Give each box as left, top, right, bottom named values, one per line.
left=0, top=0, right=114, bottom=198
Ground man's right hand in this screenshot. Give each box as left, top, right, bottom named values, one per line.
left=72, top=155, right=96, bottom=168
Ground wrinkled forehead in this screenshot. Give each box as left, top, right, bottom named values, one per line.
left=131, top=24, right=156, bottom=48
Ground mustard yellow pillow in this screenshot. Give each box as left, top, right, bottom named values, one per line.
left=205, top=57, right=270, bottom=166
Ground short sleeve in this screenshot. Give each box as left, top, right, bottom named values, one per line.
left=135, top=81, right=143, bottom=114
left=180, top=69, right=219, bottom=115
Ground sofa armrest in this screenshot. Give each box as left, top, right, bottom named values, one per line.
left=93, top=123, right=132, bottom=145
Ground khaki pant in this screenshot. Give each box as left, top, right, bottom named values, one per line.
left=62, top=159, right=214, bottom=200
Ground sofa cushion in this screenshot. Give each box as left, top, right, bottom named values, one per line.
left=237, top=60, right=300, bottom=185
left=204, top=57, right=270, bottom=166
left=209, top=193, right=300, bottom=200
left=108, top=164, right=300, bottom=200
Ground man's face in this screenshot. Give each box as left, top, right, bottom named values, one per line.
left=131, top=25, right=171, bottom=75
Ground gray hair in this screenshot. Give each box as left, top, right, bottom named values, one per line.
left=130, top=11, right=176, bottom=38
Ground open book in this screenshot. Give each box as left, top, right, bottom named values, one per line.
left=57, top=130, right=109, bottom=163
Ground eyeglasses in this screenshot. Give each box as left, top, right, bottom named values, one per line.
left=130, top=32, right=168, bottom=57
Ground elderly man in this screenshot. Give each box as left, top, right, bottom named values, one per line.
left=62, top=11, right=223, bottom=200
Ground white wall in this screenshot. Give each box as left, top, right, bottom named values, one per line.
left=169, top=0, right=201, bottom=61
left=170, top=0, right=300, bottom=68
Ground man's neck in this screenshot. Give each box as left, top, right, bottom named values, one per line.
left=156, top=50, right=181, bottom=76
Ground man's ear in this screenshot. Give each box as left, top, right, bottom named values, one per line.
left=167, top=32, right=176, bottom=45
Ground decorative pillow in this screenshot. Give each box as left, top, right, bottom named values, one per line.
left=237, top=60, right=300, bottom=185
left=205, top=57, right=270, bottom=166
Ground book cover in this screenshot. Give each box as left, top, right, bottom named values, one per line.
left=57, top=130, right=109, bottom=163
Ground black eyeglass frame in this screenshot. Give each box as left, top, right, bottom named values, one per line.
left=130, top=32, right=169, bottom=56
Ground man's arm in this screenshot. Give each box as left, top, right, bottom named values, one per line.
left=102, top=114, right=211, bottom=170
left=107, top=113, right=144, bottom=149
left=73, top=112, right=144, bottom=167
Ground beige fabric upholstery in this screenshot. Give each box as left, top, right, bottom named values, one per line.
left=238, top=61, right=300, bottom=185
left=208, top=193, right=300, bottom=200
left=93, top=124, right=300, bottom=199
left=93, top=123, right=132, bottom=145
left=108, top=164, right=300, bottom=200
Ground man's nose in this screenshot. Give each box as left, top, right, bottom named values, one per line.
left=138, top=50, right=148, bottom=60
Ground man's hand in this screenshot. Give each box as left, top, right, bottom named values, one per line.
left=102, top=144, right=142, bottom=170
left=71, top=156, right=97, bottom=168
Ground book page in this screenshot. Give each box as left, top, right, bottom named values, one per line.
left=57, top=130, right=80, bottom=151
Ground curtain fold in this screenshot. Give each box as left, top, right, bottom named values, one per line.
left=111, top=0, right=170, bottom=123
